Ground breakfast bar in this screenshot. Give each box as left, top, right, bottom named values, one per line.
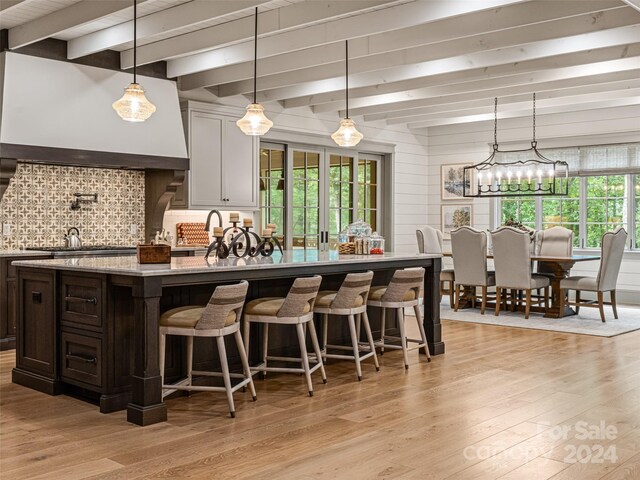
left=11, top=251, right=442, bottom=426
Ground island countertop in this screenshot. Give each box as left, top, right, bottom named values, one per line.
left=12, top=251, right=441, bottom=277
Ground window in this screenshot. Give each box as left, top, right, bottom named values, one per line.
left=585, top=175, right=628, bottom=248
left=541, top=177, right=580, bottom=247
left=259, top=143, right=384, bottom=251
left=495, top=143, right=639, bottom=250
left=260, top=146, right=285, bottom=244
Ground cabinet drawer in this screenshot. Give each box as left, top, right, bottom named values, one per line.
left=60, top=274, right=103, bottom=329
left=61, top=331, right=103, bottom=388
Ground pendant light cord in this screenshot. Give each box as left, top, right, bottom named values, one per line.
left=493, top=97, right=498, bottom=148
left=345, top=40, right=349, bottom=119
left=133, top=0, right=137, bottom=84
left=532, top=92, right=537, bottom=145
left=253, top=7, right=258, bottom=104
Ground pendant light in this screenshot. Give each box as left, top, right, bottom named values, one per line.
left=331, top=40, right=363, bottom=147
left=237, top=7, right=273, bottom=136
left=463, top=94, right=568, bottom=198
left=112, top=0, right=156, bottom=122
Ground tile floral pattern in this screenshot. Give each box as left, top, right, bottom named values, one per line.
left=0, top=163, right=145, bottom=249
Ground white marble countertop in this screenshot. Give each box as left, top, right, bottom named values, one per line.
left=0, top=250, right=52, bottom=258
left=12, top=251, right=441, bottom=277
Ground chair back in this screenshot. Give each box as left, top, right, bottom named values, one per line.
left=451, top=226, right=490, bottom=286
left=196, top=280, right=249, bottom=330
left=416, top=225, right=443, bottom=254
left=491, top=226, right=533, bottom=290
left=536, top=226, right=573, bottom=274
left=597, top=227, right=627, bottom=291
left=277, top=275, right=322, bottom=317
left=382, top=268, right=424, bottom=303
left=331, top=271, right=374, bottom=309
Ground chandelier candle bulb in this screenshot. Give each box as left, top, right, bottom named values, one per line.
left=517, top=171, right=523, bottom=184
left=230, top=213, right=240, bottom=223
left=537, top=169, right=543, bottom=185
left=213, top=227, right=224, bottom=237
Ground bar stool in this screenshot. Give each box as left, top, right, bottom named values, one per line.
left=314, top=271, right=379, bottom=381
left=367, top=268, right=430, bottom=369
left=243, top=276, right=326, bottom=397
left=159, top=280, right=255, bottom=419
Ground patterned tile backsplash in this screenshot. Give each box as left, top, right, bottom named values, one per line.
left=0, top=163, right=145, bottom=249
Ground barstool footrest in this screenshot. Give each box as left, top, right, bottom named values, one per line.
left=323, top=351, right=376, bottom=362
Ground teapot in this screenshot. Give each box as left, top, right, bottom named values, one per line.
left=64, top=227, right=82, bottom=249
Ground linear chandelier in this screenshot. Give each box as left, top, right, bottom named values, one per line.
left=237, top=7, right=273, bottom=136
left=331, top=40, right=363, bottom=147
left=112, top=0, right=156, bottom=122
left=463, top=94, right=569, bottom=198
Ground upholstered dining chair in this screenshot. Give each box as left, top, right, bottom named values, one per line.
left=243, top=275, right=326, bottom=397
left=560, top=227, right=627, bottom=322
left=416, top=225, right=455, bottom=307
left=491, top=226, right=550, bottom=319
left=159, top=280, right=254, bottom=418
left=536, top=226, right=574, bottom=275
left=450, top=226, right=495, bottom=315
left=314, top=271, right=379, bottom=381
left=367, top=267, right=430, bottom=369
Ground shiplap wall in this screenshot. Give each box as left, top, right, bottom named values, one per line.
left=425, top=105, right=640, bottom=304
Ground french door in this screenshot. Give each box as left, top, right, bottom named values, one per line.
left=260, top=143, right=382, bottom=251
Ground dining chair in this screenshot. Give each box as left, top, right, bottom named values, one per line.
left=450, top=226, right=495, bottom=315
left=314, top=271, right=379, bottom=381
left=243, top=275, right=326, bottom=397
left=416, top=225, right=455, bottom=308
left=491, top=226, right=550, bottom=319
left=159, top=280, right=255, bottom=418
left=560, top=227, right=627, bottom=322
left=536, top=226, right=574, bottom=275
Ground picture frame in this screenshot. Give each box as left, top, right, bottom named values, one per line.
left=441, top=204, right=473, bottom=237
left=441, top=163, right=472, bottom=200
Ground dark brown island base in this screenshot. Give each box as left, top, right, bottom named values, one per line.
left=11, top=251, right=442, bottom=426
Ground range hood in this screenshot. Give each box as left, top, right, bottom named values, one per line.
left=0, top=52, right=188, bottom=170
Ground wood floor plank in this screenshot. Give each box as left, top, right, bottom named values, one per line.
left=1, top=319, right=639, bottom=480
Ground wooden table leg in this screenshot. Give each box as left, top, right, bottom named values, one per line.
left=423, top=258, right=444, bottom=356
left=127, top=277, right=167, bottom=426
left=543, top=261, right=576, bottom=319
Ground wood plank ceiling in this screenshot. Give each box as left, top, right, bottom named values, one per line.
left=2, top=0, right=639, bottom=129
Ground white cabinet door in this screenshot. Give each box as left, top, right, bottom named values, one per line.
left=221, top=117, right=257, bottom=208
left=189, top=111, right=223, bottom=208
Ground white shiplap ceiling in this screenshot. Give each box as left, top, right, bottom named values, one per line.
left=2, top=0, right=639, bottom=129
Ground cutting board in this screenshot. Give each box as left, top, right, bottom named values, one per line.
left=176, top=223, right=210, bottom=246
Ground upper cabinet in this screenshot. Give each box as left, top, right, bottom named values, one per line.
left=172, top=102, right=258, bottom=210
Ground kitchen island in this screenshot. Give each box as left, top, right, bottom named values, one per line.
left=12, top=251, right=442, bottom=426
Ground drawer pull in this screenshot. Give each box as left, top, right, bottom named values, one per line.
left=65, top=296, right=97, bottom=305
left=66, top=353, right=97, bottom=364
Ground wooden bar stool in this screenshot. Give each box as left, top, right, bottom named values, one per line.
left=314, top=271, right=379, bottom=381
left=243, top=276, right=326, bottom=397
left=159, top=280, right=255, bottom=419
left=367, top=268, right=430, bottom=369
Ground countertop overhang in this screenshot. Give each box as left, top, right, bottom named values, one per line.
left=12, top=251, right=442, bottom=277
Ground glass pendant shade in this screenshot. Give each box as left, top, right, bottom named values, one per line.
left=331, top=117, right=363, bottom=147
left=236, top=103, right=273, bottom=136
left=112, top=83, right=156, bottom=122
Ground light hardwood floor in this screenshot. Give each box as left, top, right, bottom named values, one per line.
left=1, top=319, right=640, bottom=480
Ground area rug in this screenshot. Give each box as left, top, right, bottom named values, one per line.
left=408, top=302, right=640, bottom=337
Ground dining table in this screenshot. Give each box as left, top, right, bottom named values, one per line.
left=443, top=253, right=601, bottom=318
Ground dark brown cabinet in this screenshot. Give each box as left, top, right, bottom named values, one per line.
left=1, top=254, right=52, bottom=350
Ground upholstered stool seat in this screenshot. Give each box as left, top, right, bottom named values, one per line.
left=159, top=281, right=255, bottom=418
left=243, top=276, right=326, bottom=396
left=367, top=268, right=431, bottom=369
left=313, top=272, right=378, bottom=381
left=440, top=269, right=455, bottom=282
left=417, top=226, right=455, bottom=308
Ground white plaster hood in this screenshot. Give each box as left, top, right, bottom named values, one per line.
left=0, top=51, right=188, bottom=168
